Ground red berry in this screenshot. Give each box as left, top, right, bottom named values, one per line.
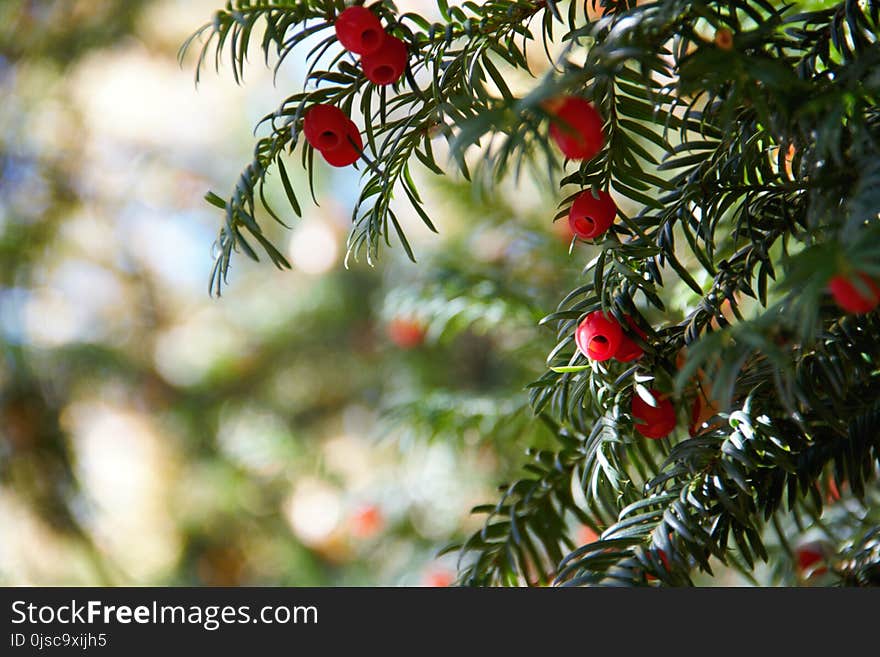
left=714, top=28, right=734, bottom=50
left=350, top=505, right=383, bottom=538
left=631, top=389, right=676, bottom=439
left=575, top=311, right=623, bottom=362
left=577, top=525, right=599, bottom=545
left=547, top=96, right=604, bottom=160
left=828, top=272, right=880, bottom=314
left=689, top=389, right=720, bottom=436
left=795, top=543, right=827, bottom=577
left=320, top=120, right=363, bottom=167
left=302, top=104, right=363, bottom=167
left=615, top=336, right=642, bottom=362
left=388, top=317, right=426, bottom=349
left=646, top=549, right=671, bottom=581
left=302, top=104, right=350, bottom=151
left=335, top=6, right=385, bottom=55
left=423, top=570, right=454, bottom=587
left=568, top=190, right=617, bottom=240
left=361, top=35, right=408, bottom=85
left=659, top=549, right=671, bottom=570
left=614, top=316, right=646, bottom=362
left=826, top=478, right=842, bottom=503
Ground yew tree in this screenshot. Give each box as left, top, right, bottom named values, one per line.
left=183, top=0, right=880, bottom=586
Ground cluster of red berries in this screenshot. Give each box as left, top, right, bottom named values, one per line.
left=542, top=97, right=618, bottom=242
left=828, top=272, right=880, bottom=314
left=335, top=6, right=408, bottom=86
left=574, top=311, right=676, bottom=439
left=301, top=6, right=410, bottom=167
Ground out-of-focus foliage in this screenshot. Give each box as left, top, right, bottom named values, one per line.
left=0, top=0, right=578, bottom=585
left=0, top=0, right=152, bottom=64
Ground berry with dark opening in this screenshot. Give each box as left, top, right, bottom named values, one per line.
left=302, top=104, right=363, bottom=167
left=575, top=311, right=623, bottom=362
left=546, top=96, right=604, bottom=161
left=828, top=272, right=880, bottom=314
left=361, top=35, right=408, bottom=85
left=335, top=6, right=385, bottom=55
left=568, top=189, right=617, bottom=240
left=631, top=389, right=676, bottom=439
left=302, top=104, right=351, bottom=152
left=319, top=119, right=363, bottom=167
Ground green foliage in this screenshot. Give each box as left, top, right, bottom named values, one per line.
left=189, top=0, right=880, bottom=586
left=0, top=0, right=152, bottom=63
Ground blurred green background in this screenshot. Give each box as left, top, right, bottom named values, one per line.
left=0, top=0, right=586, bottom=585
